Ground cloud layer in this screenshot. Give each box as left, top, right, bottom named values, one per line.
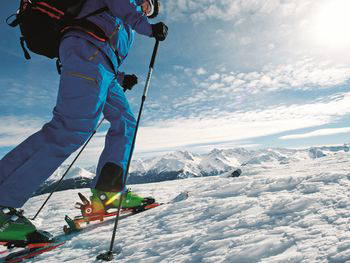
left=0, top=116, right=44, bottom=147
left=137, top=92, right=350, bottom=152
left=163, top=0, right=315, bottom=22
left=146, top=59, right=350, bottom=123
left=2, top=93, right=349, bottom=164
left=279, top=127, right=350, bottom=140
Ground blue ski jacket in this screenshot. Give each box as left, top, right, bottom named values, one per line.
left=63, top=0, right=153, bottom=83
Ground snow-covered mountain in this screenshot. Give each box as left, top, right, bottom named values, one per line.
left=35, top=165, right=95, bottom=195
left=16, top=148, right=350, bottom=262
left=35, top=144, right=350, bottom=195
left=127, top=144, right=349, bottom=183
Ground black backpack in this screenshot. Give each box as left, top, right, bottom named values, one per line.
left=7, top=0, right=108, bottom=59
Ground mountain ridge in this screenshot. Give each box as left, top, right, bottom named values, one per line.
left=34, top=144, right=349, bottom=195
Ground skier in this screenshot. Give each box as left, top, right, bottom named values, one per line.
left=0, top=0, right=168, bottom=243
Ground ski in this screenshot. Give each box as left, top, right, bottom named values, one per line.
left=0, top=241, right=65, bottom=263
left=63, top=202, right=162, bottom=234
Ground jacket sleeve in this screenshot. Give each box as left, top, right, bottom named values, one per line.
left=116, top=71, right=125, bottom=86
left=103, top=0, right=153, bottom=37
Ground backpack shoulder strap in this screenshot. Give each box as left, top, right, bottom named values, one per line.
left=80, top=7, right=109, bottom=20
left=6, top=6, right=109, bottom=28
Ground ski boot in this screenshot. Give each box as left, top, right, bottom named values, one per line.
left=63, top=190, right=159, bottom=234
left=75, top=189, right=155, bottom=217
left=0, top=207, right=53, bottom=248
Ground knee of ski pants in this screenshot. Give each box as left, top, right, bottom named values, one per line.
left=111, top=112, right=137, bottom=138
left=105, top=83, right=137, bottom=138
left=41, top=111, right=95, bottom=156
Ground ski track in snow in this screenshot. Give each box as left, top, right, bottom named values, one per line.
left=16, top=152, right=350, bottom=262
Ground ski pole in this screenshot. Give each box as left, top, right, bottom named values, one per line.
left=97, top=40, right=160, bottom=262
left=30, top=117, right=105, bottom=220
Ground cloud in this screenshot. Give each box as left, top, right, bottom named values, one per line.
left=265, top=60, right=350, bottom=90
left=58, top=91, right=350, bottom=164
left=0, top=78, right=58, bottom=110
left=3, top=92, right=349, bottom=166
left=279, top=127, right=350, bottom=140
left=163, top=60, right=350, bottom=115
left=0, top=116, right=106, bottom=167
left=0, top=116, right=45, bottom=147
left=162, top=0, right=315, bottom=22
left=208, top=73, right=220, bottom=81
left=217, top=59, right=350, bottom=93
left=196, top=67, right=207, bottom=75
left=135, top=92, right=350, bottom=153
left=167, top=59, right=350, bottom=115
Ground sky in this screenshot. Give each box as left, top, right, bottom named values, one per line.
left=1, top=0, right=350, bottom=167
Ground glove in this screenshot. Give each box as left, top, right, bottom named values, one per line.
left=151, top=22, right=168, bottom=41
left=122, top=74, right=138, bottom=91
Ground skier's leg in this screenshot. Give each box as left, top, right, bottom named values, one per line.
left=0, top=36, right=115, bottom=208
left=91, top=81, right=136, bottom=193
left=83, top=81, right=155, bottom=212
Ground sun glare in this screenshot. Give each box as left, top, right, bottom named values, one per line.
left=308, top=0, right=350, bottom=49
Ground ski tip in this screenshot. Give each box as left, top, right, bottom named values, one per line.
left=78, top=193, right=90, bottom=205
left=171, top=191, right=189, bottom=203
left=63, top=215, right=81, bottom=234
left=3, top=242, right=65, bottom=263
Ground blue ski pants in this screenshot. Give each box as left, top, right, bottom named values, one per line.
left=0, top=36, right=136, bottom=208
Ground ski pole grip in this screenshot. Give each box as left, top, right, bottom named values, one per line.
left=149, top=40, right=159, bottom=69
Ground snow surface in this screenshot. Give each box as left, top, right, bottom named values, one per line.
left=11, top=150, right=350, bottom=262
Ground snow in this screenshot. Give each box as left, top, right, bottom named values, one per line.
left=9, top=150, right=350, bottom=262
left=48, top=166, right=95, bottom=182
